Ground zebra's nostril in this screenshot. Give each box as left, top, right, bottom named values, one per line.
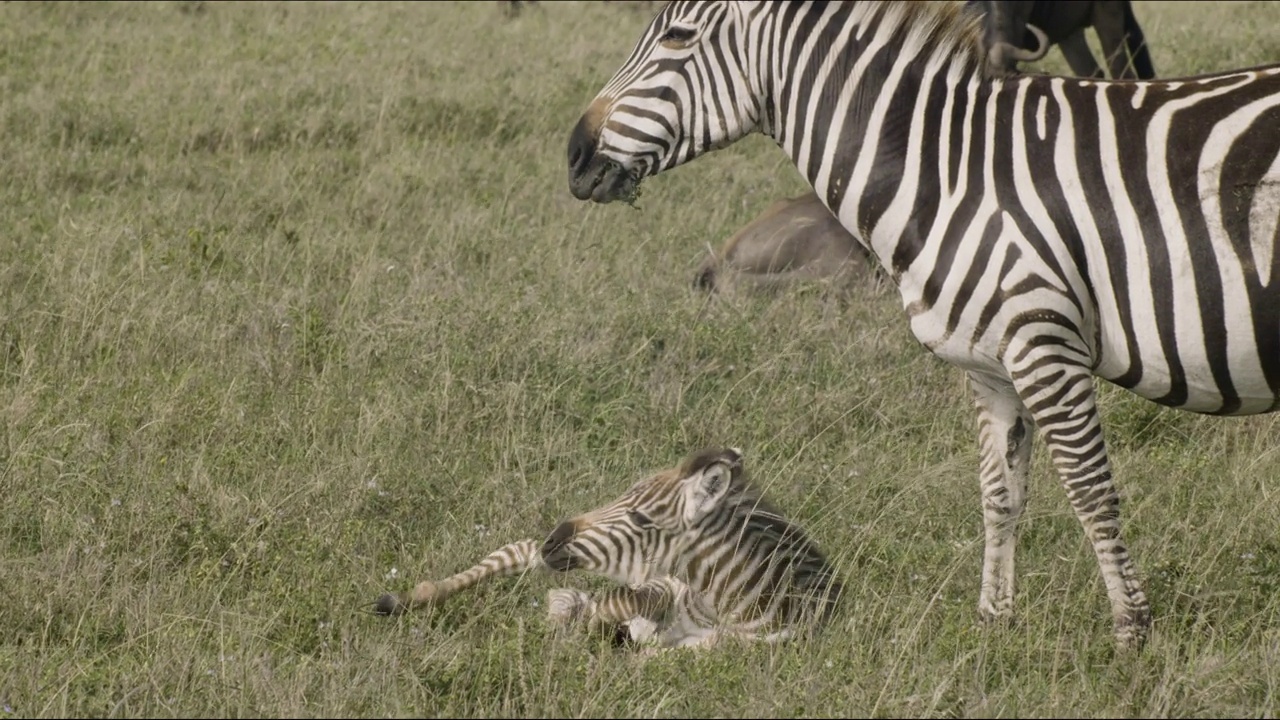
left=567, top=116, right=596, bottom=176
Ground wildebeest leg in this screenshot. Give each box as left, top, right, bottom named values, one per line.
left=1057, top=29, right=1105, bottom=79
left=1120, top=0, right=1156, bottom=79
left=1092, top=0, right=1139, bottom=79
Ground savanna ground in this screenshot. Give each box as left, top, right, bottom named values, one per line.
left=2, top=1, right=1280, bottom=717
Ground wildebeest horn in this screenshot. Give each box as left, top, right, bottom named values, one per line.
left=988, top=22, right=1050, bottom=67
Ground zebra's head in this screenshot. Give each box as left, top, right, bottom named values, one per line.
left=541, top=446, right=747, bottom=586
left=566, top=0, right=767, bottom=204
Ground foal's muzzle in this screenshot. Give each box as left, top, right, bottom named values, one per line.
left=541, top=520, right=581, bottom=572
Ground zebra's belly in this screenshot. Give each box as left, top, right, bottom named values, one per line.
left=1095, top=340, right=1280, bottom=416
left=1091, top=288, right=1280, bottom=415
left=903, top=280, right=1280, bottom=417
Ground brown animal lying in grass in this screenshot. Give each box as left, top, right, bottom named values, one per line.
left=693, top=191, right=881, bottom=294
left=375, top=447, right=841, bottom=650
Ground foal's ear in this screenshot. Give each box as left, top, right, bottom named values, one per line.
left=682, top=448, right=744, bottom=522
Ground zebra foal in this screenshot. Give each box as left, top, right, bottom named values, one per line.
left=562, top=0, right=1280, bottom=649
left=376, top=447, right=842, bottom=650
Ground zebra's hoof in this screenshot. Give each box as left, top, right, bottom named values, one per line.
left=610, top=623, right=634, bottom=648
left=373, top=593, right=402, bottom=616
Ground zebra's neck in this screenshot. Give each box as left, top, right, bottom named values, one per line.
left=672, top=496, right=833, bottom=600
left=761, top=0, right=987, bottom=278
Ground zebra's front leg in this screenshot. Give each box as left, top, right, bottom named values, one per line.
left=545, top=587, right=652, bottom=646
left=546, top=587, right=593, bottom=627
left=1014, top=365, right=1151, bottom=649
left=587, top=577, right=681, bottom=631
left=969, top=372, right=1034, bottom=626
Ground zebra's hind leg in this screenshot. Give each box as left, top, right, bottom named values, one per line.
left=968, top=371, right=1035, bottom=627
left=1012, top=363, right=1151, bottom=650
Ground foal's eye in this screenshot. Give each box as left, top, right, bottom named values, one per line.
left=659, top=26, right=697, bottom=45
left=627, top=509, right=656, bottom=528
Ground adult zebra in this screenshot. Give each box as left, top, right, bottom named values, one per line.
left=563, top=0, right=1280, bottom=650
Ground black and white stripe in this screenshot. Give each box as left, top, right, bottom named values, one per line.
left=540, top=446, right=842, bottom=648
left=564, top=0, right=1280, bottom=649
left=376, top=446, right=841, bottom=650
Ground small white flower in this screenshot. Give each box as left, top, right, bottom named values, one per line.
left=1241, top=552, right=1257, bottom=561
left=824, top=660, right=833, bottom=669
left=474, top=523, right=490, bottom=537
left=385, top=567, right=399, bottom=580
left=110, top=498, right=121, bottom=507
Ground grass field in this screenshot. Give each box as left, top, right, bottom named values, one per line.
left=2, top=1, right=1280, bottom=717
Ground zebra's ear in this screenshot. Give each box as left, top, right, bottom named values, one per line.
left=683, top=455, right=740, bottom=522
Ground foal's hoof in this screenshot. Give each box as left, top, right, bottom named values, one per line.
left=374, top=593, right=403, bottom=616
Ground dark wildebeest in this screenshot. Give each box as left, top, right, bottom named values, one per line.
left=967, top=0, right=1157, bottom=79
left=693, top=192, right=879, bottom=294
left=497, top=0, right=538, bottom=17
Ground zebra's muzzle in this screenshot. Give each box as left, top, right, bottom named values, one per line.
left=566, top=116, right=639, bottom=204
left=541, top=520, right=581, bottom=572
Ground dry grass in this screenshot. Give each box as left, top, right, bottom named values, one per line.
left=1, top=1, right=1278, bottom=717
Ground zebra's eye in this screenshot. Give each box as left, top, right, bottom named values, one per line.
left=628, top=509, right=656, bottom=528
left=659, top=25, right=697, bottom=45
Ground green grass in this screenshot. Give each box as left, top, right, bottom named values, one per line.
left=2, top=0, right=1279, bottom=717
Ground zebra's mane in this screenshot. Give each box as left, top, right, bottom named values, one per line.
left=851, top=0, right=986, bottom=74
left=721, top=476, right=823, bottom=552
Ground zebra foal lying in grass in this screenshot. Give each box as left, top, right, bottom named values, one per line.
left=375, top=447, right=842, bottom=650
